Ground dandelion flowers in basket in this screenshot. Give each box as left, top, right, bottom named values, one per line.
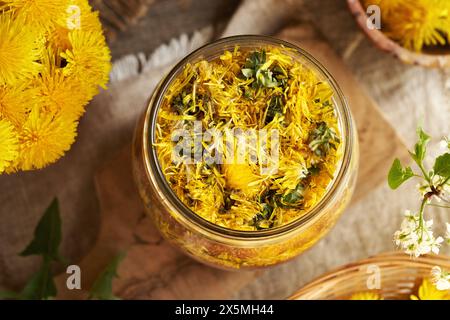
left=0, top=0, right=111, bottom=173
left=364, top=0, right=450, bottom=52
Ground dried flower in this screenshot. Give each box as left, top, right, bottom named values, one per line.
left=156, top=47, right=342, bottom=230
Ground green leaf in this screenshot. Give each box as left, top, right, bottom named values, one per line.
left=5, top=198, right=64, bottom=300
left=241, top=50, right=279, bottom=89
left=265, top=95, right=284, bottom=124
left=308, top=122, right=340, bottom=157
left=388, top=158, right=414, bottom=189
left=20, top=258, right=56, bottom=300
left=308, top=165, right=321, bottom=176
left=251, top=204, right=275, bottom=230
left=241, top=68, right=254, bottom=78
left=433, top=153, right=450, bottom=179
left=281, top=183, right=305, bottom=207
left=20, top=198, right=62, bottom=261
left=256, top=69, right=279, bottom=88
left=411, top=127, right=430, bottom=163
left=89, top=252, right=126, bottom=300
left=0, top=290, right=20, bottom=300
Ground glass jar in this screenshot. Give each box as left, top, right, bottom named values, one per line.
left=132, top=35, right=359, bottom=270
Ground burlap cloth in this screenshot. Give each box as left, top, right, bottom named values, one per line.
left=1, top=0, right=449, bottom=299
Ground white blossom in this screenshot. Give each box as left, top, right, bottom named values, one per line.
left=439, top=138, right=449, bottom=151
left=394, top=210, right=444, bottom=258
left=431, top=266, right=450, bottom=291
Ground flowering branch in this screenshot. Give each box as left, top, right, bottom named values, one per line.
left=388, top=127, right=450, bottom=290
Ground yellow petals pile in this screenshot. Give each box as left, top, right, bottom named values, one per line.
left=0, top=0, right=111, bottom=173
left=365, top=0, right=450, bottom=52
left=155, top=46, right=342, bottom=231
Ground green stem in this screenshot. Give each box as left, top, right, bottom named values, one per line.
left=417, top=162, right=431, bottom=183
left=418, top=198, right=427, bottom=241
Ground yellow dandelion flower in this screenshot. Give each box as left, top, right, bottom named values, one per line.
left=410, top=278, right=450, bottom=300
left=16, top=108, right=77, bottom=170
left=0, top=118, right=19, bottom=172
left=49, top=25, right=72, bottom=52
left=223, top=163, right=260, bottom=196
left=367, top=0, right=450, bottom=52
left=0, top=12, right=42, bottom=85
left=350, top=292, right=383, bottom=300
left=0, top=84, right=35, bottom=127
left=364, top=0, right=408, bottom=17
left=36, top=70, right=88, bottom=121
left=49, top=0, right=104, bottom=51
left=386, top=0, right=449, bottom=52
left=61, top=29, right=111, bottom=97
left=228, top=193, right=264, bottom=227
left=0, top=0, right=110, bottom=173
left=70, top=0, right=103, bottom=33
left=0, top=0, right=69, bottom=31
left=35, top=50, right=90, bottom=120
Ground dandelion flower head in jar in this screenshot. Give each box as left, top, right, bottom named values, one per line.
left=153, top=44, right=343, bottom=231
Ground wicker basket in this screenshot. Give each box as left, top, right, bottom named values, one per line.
left=290, top=252, right=450, bottom=300
left=347, top=0, right=450, bottom=68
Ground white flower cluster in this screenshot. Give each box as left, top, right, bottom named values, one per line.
left=394, top=210, right=444, bottom=258
left=431, top=266, right=450, bottom=291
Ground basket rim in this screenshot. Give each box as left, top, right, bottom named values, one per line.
left=289, top=251, right=450, bottom=300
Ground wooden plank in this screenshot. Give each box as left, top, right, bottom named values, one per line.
left=55, top=24, right=409, bottom=299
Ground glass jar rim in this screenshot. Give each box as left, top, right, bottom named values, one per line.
left=143, top=35, right=355, bottom=239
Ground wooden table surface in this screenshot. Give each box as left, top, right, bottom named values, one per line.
left=1, top=0, right=448, bottom=299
